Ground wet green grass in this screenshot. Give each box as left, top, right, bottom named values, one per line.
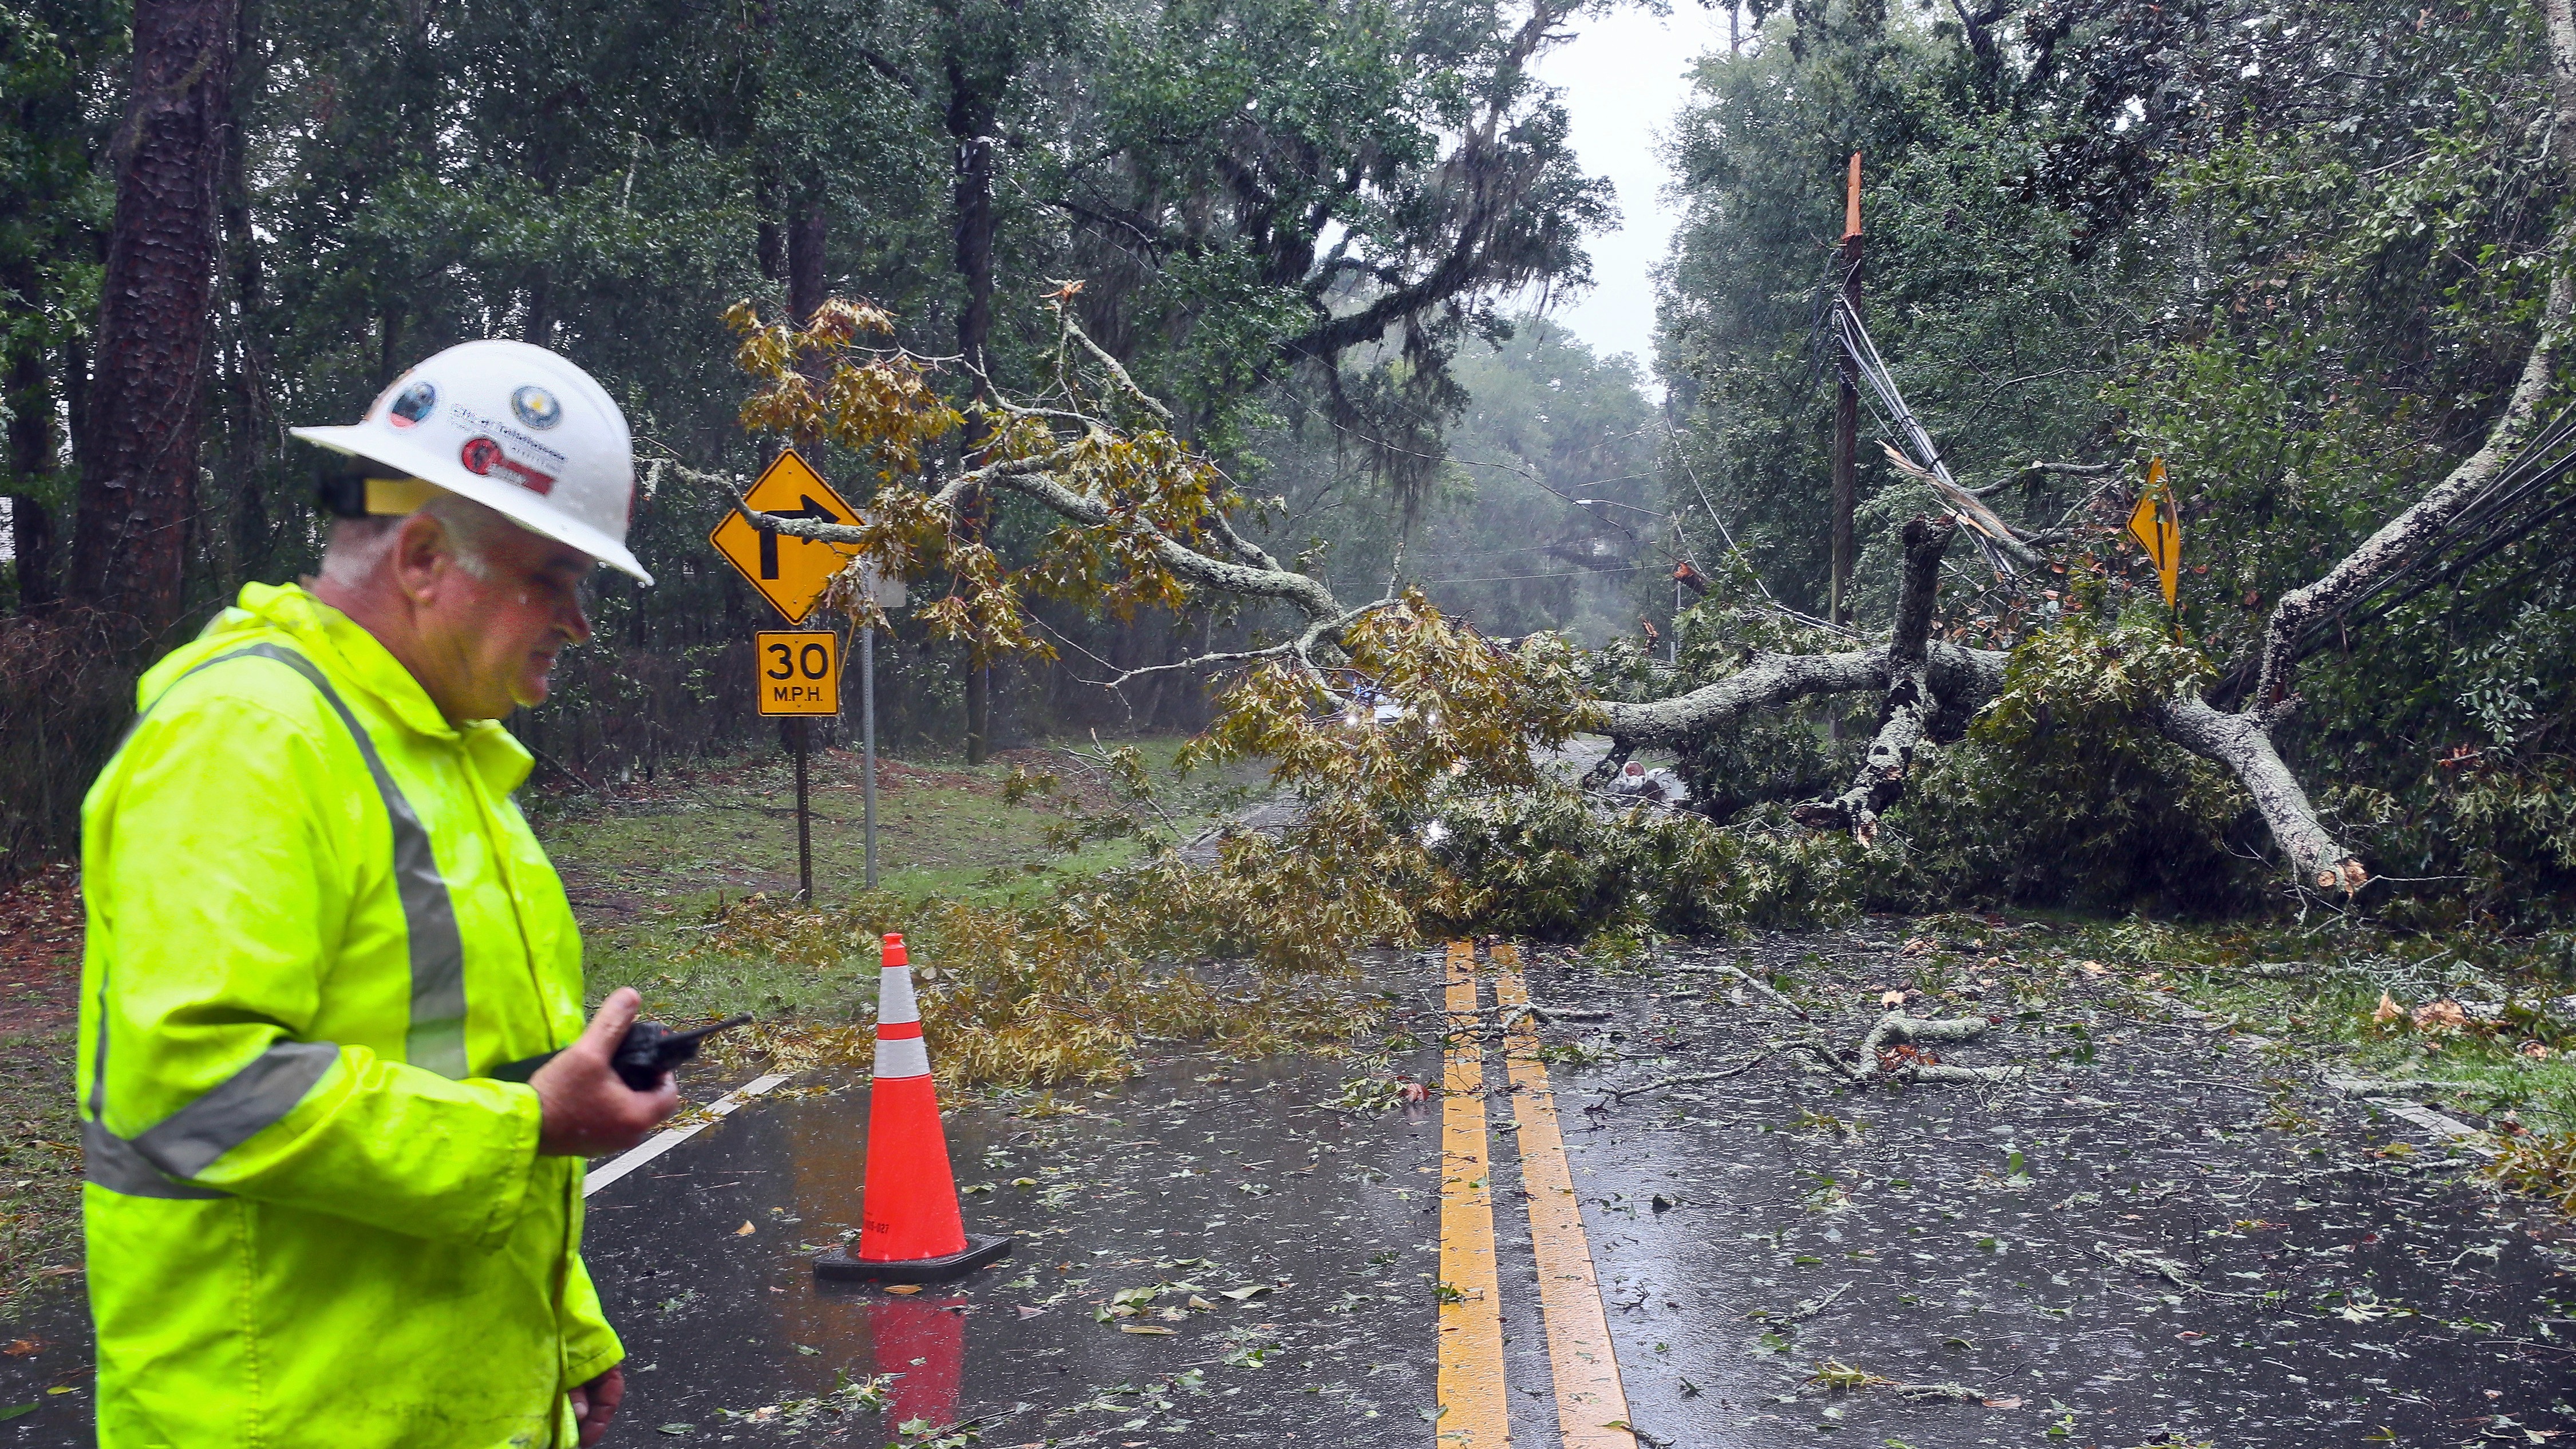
left=528, top=736, right=1248, bottom=1022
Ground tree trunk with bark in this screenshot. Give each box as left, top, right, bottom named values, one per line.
left=789, top=201, right=829, bottom=327
left=1794, top=514, right=1955, bottom=840
left=72, top=0, right=238, bottom=637
left=215, top=0, right=272, bottom=586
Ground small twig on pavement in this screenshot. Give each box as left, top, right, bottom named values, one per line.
left=1606, top=1053, right=1777, bottom=1101
left=2089, top=1241, right=2255, bottom=1298
left=1660, top=962, right=1810, bottom=1020
left=1893, top=1381, right=1988, bottom=1403
left=1787, top=1282, right=1850, bottom=1320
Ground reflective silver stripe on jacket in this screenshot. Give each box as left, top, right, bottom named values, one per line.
left=82, top=1119, right=227, bottom=1201
left=85, top=642, right=469, bottom=1197
left=230, top=645, right=470, bottom=1079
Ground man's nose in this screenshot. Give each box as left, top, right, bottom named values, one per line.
left=559, top=591, right=592, bottom=646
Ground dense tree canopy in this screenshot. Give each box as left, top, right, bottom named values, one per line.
left=0, top=0, right=1616, bottom=855
left=1654, top=0, right=2576, bottom=921
left=7, top=0, right=2576, bottom=934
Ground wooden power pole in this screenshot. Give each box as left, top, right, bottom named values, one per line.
left=1830, top=151, right=1862, bottom=630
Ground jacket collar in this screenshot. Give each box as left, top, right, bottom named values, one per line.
left=212, top=583, right=536, bottom=795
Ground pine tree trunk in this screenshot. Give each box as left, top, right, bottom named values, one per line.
left=71, top=0, right=237, bottom=637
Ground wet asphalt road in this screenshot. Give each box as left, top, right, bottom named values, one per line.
left=1512, top=933, right=2576, bottom=1448
left=582, top=1041, right=1447, bottom=1446
left=7, top=928, right=2576, bottom=1447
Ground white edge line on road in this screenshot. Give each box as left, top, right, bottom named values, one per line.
left=583, top=1073, right=794, bottom=1197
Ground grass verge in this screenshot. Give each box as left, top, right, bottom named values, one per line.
left=539, top=736, right=1395, bottom=1091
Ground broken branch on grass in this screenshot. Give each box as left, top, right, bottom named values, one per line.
left=2235, top=960, right=2326, bottom=979
left=2155, top=693, right=2365, bottom=896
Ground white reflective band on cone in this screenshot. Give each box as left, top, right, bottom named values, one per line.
left=878, top=966, right=920, bottom=1024
left=873, top=1036, right=932, bottom=1079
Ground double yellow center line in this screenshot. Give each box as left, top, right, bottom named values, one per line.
left=1438, top=940, right=1635, bottom=1447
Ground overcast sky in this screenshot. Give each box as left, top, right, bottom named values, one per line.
left=1527, top=4, right=1731, bottom=380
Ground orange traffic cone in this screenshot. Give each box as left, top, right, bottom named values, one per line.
left=813, top=934, right=1014, bottom=1282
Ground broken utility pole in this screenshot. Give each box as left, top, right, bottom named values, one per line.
left=1830, top=151, right=1862, bottom=630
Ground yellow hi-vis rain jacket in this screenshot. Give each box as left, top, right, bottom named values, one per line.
left=78, top=582, right=618, bottom=1447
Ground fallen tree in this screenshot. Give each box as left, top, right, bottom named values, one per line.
left=679, top=274, right=2539, bottom=905
left=682, top=0, right=2576, bottom=906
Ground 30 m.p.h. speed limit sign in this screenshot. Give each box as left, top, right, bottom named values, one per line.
left=755, top=631, right=840, bottom=716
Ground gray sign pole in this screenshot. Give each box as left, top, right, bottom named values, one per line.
left=862, top=624, right=879, bottom=889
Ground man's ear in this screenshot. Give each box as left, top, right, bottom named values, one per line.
left=389, top=512, right=454, bottom=605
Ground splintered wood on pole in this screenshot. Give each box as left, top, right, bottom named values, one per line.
left=1830, top=152, right=1862, bottom=631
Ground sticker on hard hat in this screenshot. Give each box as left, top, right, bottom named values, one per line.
left=511, top=385, right=563, bottom=430
left=386, top=381, right=437, bottom=428
left=460, top=436, right=556, bottom=495
left=444, top=404, right=567, bottom=467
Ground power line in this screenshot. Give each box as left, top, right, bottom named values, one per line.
left=1421, top=566, right=1646, bottom=584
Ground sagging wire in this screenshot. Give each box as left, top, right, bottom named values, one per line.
left=2209, top=398, right=2576, bottom=706
left=1658, top=413, right=1859, bottom=641
left=1827, top=297, right=2023, bottom=579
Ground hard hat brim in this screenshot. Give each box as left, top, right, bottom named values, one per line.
left=293, top=424, right=654, bottom=585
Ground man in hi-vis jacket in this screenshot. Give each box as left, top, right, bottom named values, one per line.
left=79, top=339, right=678, bottom=1446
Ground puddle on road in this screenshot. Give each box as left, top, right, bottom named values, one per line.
left=586, top=1045, right=1444, bottom=1446
left=1527, top=933, right=2576, bottom=1448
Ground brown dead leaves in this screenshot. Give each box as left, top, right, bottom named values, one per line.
left=2373, top=993, right=2473, bottom=1033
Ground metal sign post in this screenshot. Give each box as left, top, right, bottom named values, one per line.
left=754, top=630, right=840, bottom=902
left=709, top=449, right=906, bottom=903
left=792, top=719, right=812, bottom=901
left=862, top=625, right=878, bottom=889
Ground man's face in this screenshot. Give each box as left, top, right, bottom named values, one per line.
left=409, top=514, right=595, bottom=721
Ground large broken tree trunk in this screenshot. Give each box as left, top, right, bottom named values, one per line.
left=1791, top=514, right=1954, bottom=840
left=2140, top=0, right=2576, bottom=893
left=1589, top=639, right=2004, bottom=748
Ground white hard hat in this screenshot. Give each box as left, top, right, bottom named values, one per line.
left=293, top=339, right=653, bottom=583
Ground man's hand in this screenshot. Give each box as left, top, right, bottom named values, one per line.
left=534, top=988, right=679, bottom=1156
left=568, top=1365, right=625, bottom=1447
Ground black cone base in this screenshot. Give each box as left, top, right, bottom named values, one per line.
left=812, top=1233, right=1014, bottom=1284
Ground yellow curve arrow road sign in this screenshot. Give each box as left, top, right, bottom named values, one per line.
left=709, top=448, right=864, bottom=624
left=2127, top=456, right=2181, bottom=609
